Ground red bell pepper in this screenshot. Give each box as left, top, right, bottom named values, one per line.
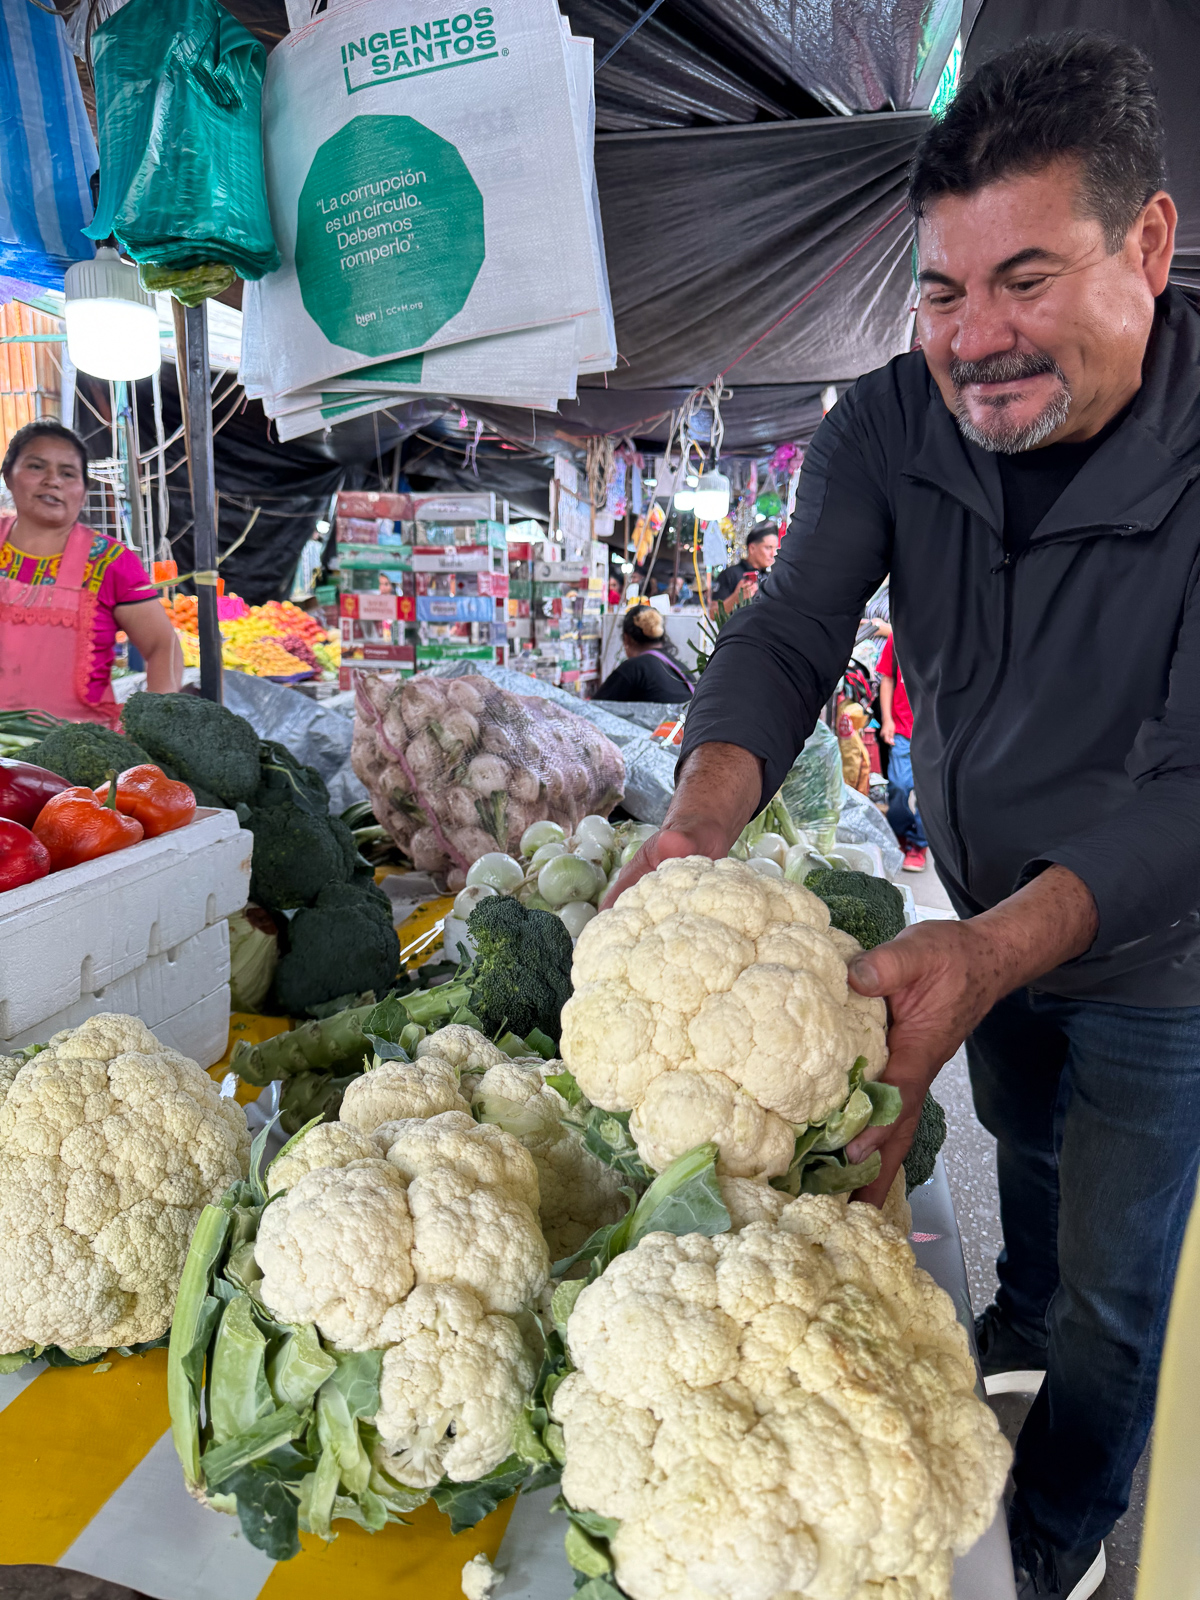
left=0, top=817, right=51, bottom=892
left=94, top=765, right=196, bottom=839
left=0, top=759, right=70, bottom=828
left=33, top=773, right=144, bottom=872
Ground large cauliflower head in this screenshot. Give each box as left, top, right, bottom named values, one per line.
left=553, top=1196, right=1009, bottom=1600
left=0, top=1013, right=250, bottom=1354
left=338, top=1053, right=469, bottom=1135
left=374, top=1283, right=537, bottom=1487
left=560, top=857, right=888, bottom=1175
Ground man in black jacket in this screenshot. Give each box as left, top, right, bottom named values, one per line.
left=610, top=33, right=1200, bottom=1600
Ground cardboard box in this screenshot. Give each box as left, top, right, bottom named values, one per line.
left=410, top=492, right=497, bottom=521
left=416, top=595, right=494, bottom=624
left=476, top=570, right=509, bottom=598
left=410, top=545, right=503, bottom=574
left=358, top=592, right=399, bottom=623
left=361, top=642, right=416, bottom=663
left=336, top=491, right=412, bottom=519
left=507, top=542, right=533, bottom=562
left=533, top=560, right=588, bottom=583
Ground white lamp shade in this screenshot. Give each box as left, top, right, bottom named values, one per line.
left=673, top=488, right=696, bottom=511
left=692, top=469, right=730, bottom=522
left=64, top=248, right=160, bottom=380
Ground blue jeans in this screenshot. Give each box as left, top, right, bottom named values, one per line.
left=885, top=733, right=926, bottom=849
left=968, top=987, right=1200, bottom=1548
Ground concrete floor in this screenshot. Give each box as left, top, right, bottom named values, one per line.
left=902, top=853, right=1147, bottom=1600
left=0, top=856, right=1147, bottom=1600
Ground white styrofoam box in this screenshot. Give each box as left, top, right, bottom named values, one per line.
left=3, top=922, right=230, bottom=1054
left=146, top=985, right=233, bottom=1071
left=0, top=809, right=251, bottom=1041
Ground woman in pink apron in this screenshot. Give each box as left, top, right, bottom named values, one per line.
left=595, top=603, right=694, bottom=704
left=0, top=421, right=181, bottom=726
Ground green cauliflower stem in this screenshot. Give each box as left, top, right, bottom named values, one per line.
left=122, top=690, right=261, bottom=803
left=465, top=896, right=574, bottom=1045
left=28, top=723, right=155, bottom=789
left=805, top=868, right=906, bottom=945
left=903, top=1091, right=947, bottom=1194
left=245, top=802, right=351, bottom=910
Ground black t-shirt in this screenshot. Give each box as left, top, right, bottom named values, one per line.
left=595, top=651, right=692, bottom=703
left=712, top=559, right=761, bottom=604
left=997, top=404, right=1132, bottom=556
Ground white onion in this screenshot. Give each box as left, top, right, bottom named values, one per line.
left=465, top=852, right=525, bottom=894
left=521, top=820, right=565, bottom=855
left=746, top=856, right=784, bottom=878
left=539, top=853, right=603, bottom=907
left=453, top=884, right=498, bottom=920
left=748, top=832, right=788, bottom=868
left=558, top=900, right=599, bottom=939
left=575, top=814, right=616, bottom=851
left=529, top=840, right=568, bottom=870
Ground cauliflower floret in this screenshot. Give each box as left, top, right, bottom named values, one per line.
left=374, top=1283, right=536, bottom=1487
left=417, top=1025, right=507, bottom=1077
left=461, top=1554, right=501, bottom=1600
left=472, top=1061, right=626, bottom=1260
left=379, top=1110, right=541, bottom=1216
left=0, top=1015, right=249, bottom=1353
left=629, top=1069, right=794, bottom=1180
left=555, top=1198, right=1010, bottom=1600
left=718, top=1177, right=791, bottom=1232
left=405, top=1163, right=549, bottom=1315
left=560, top=856, right=887, bottom=1176
left=254, top=1159, right=415, bottom=1350
left=338, top=1054, right=468, bottom=1134
left=267, top=1122, right=380, bottom=1195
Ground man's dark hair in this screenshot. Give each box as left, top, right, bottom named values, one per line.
left=746, top=525, right=776, bottom=547
left=909, top=33, right=1165, bottom=252
left=1, top=419, right=90, bottom=483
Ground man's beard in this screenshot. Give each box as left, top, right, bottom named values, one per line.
left=950, top=351, right=1071, bottom=453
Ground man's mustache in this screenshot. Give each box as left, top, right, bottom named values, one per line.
left=949, top=351, right=1066, bottom=389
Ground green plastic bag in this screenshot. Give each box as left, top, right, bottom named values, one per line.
left=84, top=0, right=280, bottom=283
left=779, top=719, right=844, bottom=854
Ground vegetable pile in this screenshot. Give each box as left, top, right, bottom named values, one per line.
left=0, top=1013, right=250, bottom=1370
left=559, top=855, right=898, bottom=1195
left=164, top=594, right=340, bottom=680
left=350, top=673, right=625, bottom=890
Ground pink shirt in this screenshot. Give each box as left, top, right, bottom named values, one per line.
left=0, top=523, right=157, bottom=704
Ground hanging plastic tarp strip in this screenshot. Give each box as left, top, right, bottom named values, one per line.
left=0, top=0, right=97, bottom=288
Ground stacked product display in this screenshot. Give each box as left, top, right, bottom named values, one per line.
left=508, top=536, right=608, bottom=694
left=337, top=491, right=510, bottom=689
left=163, top=594, right=339, bottom=681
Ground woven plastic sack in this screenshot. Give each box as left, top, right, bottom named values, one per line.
left=351, top=672, right=624, bottom=889
left=779, top=719, right=844, bottom=854
left=84, top=0, right=280, bottom=280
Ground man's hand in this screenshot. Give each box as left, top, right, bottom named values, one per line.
left=601, top=742, right=764, bottom=907
left=844, top=864, right=1099, bottom=1206
left=879, top=715, right=896, bottom=746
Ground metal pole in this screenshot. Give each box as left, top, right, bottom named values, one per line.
left=183, top=303, right=222, bottom=703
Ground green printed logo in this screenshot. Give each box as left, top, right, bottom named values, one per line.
left=340, top=8, right=500, bottom=93
left=296, top=115, right=485, bottom=357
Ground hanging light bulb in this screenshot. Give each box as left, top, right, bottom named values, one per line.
left=64, top=247, right=160, bottom=380
left=692, top=467, right=731, bottom=521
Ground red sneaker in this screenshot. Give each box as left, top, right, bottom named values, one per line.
left=902, top=846, right=927, bottom=872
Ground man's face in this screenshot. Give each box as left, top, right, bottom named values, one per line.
left=747, top=534, right=778, bottom=570
left=916, top=161, right=1170, bottom=450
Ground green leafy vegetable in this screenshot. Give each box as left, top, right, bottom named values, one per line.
left=430, top=1454, right=531, bottom=1533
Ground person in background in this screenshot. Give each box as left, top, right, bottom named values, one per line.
left=667, top=573, right=693, bottom=607
left=608, top=576, right=621, bottom=607
left=708, top=525, right=779, bottom=613
left=595, top=604, right=693, bottom=703
left=0, top=421, right=182, bottom=724
left=836, top=700, right=872, bottom=794
left=878, top=634, right=926, bottom=872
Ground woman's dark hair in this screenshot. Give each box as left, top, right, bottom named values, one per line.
left=623, top=604, right=690, bottom=674
left=2, top=419, right=90, bottom=484
left=909, top=33, right=1165, bottom=252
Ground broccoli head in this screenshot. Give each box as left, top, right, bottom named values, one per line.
left=314, top=879, right=393, bottom=926
left=273, top=896, right=401, bottom=1016
left=28, top=723, right=154, bottom=789
left=122, top=691, right=261, bottom=803
left=465, top=894, right=574, bottom=1044
left=819, top=894, right=893, bottom=951
left=806, top=868, right=906, bottom=945
left=250, top=739, right=330, bottom=817
left=245, top=802, right=351, bottom=910
left=903, top=1092, right=947, bottom=1194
